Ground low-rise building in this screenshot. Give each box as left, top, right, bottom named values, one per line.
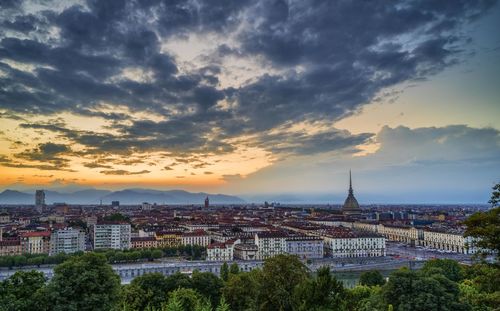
left=233, top=243, right=258, bottom=260
left=181, top=230, right=211, bottom=246
left=0, top=238, right=22, bottom=256
left=94, top=222, right=131, bottom=250
left=156, top=231, right=182, bottom=248
left=20, top=231, right=51, bottom=254
left=207, top=241, right=236, bottom=261
left=286, top=235, right=324, bottom=259
left=131, top=237, right=158, bottom=249
left=422, top=229, right=477, bottom=254
left=319, top=227, right=385, bottom=258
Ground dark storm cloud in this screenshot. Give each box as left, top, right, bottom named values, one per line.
left=0, top=0, right=497, bottom=160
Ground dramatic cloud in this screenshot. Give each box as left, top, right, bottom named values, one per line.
left=0, top=0, right=498, bottom=199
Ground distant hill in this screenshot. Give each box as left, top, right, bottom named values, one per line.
left=0, top=190, right=33, bottom=204
left=101, top=189, right=244, bottom=204
left=0, top=188, right=244, bottom=205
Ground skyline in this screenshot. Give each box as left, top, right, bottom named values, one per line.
left=0, top=0, right=499, bottom=203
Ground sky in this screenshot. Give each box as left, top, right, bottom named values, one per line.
left=0, top=0, right=499, bottom=203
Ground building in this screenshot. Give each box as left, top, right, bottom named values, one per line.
left=286, top=235, right=324, bottom=259
left=342, top=171, right=361, bottom=216
left=319, top=227, right=385, bottom=258
left=35, top=190, right=45, bottom=213
left=255, top=232, right=288, bottom=260
left=234, top=243, right=258, bottom=260
left=156, top=231, right=182, bottom=248
left=0, top=213, right=10, bottom=224
left=93, top=222, right=131, bottom=250
left=111, top=201, right=120, bottom=208
left=422, top=229, right=477, bottom=254
left=206, top=240, right=238, bottom=261
left=141, top=202, right=152, bottom=211
left=131, top=237, right=158, bottom=249
left=181, top=230, right=211, bottom=246
left=20, top=231, right=51, bottom=254
left=50, top=228, right=85, bottom=255
left=0, top=238, right=22, bottom=256
left=204, top=196, right=209, bottom=208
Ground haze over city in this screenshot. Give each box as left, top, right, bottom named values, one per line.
left=0, top=0, right=499, bottom=203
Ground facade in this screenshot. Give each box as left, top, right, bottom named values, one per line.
left=181, top=230, right=211, bottom=246
left=131, top=237, right=158, bottom=249
left=94, top=222, right=131, bottom=250
left=319, top=228, right=385, bottom=258
left=20, top=231, right=51, bottom=254
left=0, top=213, right=10, bottom=224
left=422, top=230, right=477, bottom=254
left=254, top=232, right=287, bottom=260
left=156, top=231, right=182, bottom=248
left=50, top=228, right=85, bottom=255
left=286, top=236, right=324, bottom=259
left=0, top=238, right=22, bottom=256
left=207, top=242, right=234, bottom=261
left=233, top=243, right=258, bottom=260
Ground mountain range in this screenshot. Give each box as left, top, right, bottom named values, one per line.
left=0, top=188, right=245, bottom=205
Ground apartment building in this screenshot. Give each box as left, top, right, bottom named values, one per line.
left=93, top=222, right=131, bottom=250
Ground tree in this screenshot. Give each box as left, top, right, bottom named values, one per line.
left=220, top=262, right=229, bottom=282
left=359, top=270, right=386, bottom=287
left=421, top=259, right=463, bottom=282
left=167, top=288, right=203, bottom=311
left=119, top=272, right=171, bottom=310
left=103, top=213, right=130, bottom=223
left=191, top=270, right=224, bottom=307
left=215, top=296, right=230, bottom=311
left=463, top=206, right=500, bottom=257
left=0, top=270, right=46, bottom=311
left=223, top=269, right=260, bottom=311
left=165, top=272, right=192, bottom=292
left=229, top=262, right=240, bottom=275
left=258, top=254, right=309, bottom=311
left=382, top=268, right=469, bottom=311
left=292, top=266, right=346, bottom=311
left=488, top=182, right=499, bottom=207
left=45, top=252, right=121, bottom=311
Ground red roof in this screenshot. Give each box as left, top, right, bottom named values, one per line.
left=20, top=231, right=51, bottom=238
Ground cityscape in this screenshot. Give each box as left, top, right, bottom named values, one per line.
left=1, top=0, right=499, bottom=310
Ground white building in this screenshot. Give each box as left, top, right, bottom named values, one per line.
left=422, top=229, right=477, bottom=254
left=286, top=236, right=324, bottom=259
left=319, top=227, right=386, bottom=258
left=206, top=239, right=238, bottom=261
left=50, top=228, right=85, bottom=255
left=255, top=232, right=287, bottom=260
left=181, top=230, right=211, bottom=246
left=93, top=222, right=131, bottom=250
left=234, top=243, right=258, bottom=260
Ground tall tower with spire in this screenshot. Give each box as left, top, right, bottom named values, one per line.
left=342, top=170, right=361, bottom=215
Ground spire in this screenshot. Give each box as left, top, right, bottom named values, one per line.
left=349, top=170, right=353, bottom=195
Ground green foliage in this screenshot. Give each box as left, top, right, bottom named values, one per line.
left=167, top=288, right=203, bottom=311
left=464, top=206, right=500, bottom=257
left=359, top=270, right=386, bottom=287
left=223, top=269, right=260, bottom=311
left=381, top=268, right=469, bottom=311
left=215, top=296, right=230, bottom=311
left=258, top=254, right=309, bottom=311
left=220, top=262, right=229, bottom=282
left=45, top=252, right=121, bottom=311
left=488, top=182, right=499, bottom=207
left=103, top=213, right=131, bottom=223
left=229, top=262, right=240, bottom=275
left=421, top=259, right=464, bottom=282
left=191, top=270, right=224, bottom=307
left=292, top=266, right=346, bottom=311
left=0, top=270, right=46, bottom=311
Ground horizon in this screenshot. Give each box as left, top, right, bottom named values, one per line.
left=0, top=1, right=499, bottom=203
